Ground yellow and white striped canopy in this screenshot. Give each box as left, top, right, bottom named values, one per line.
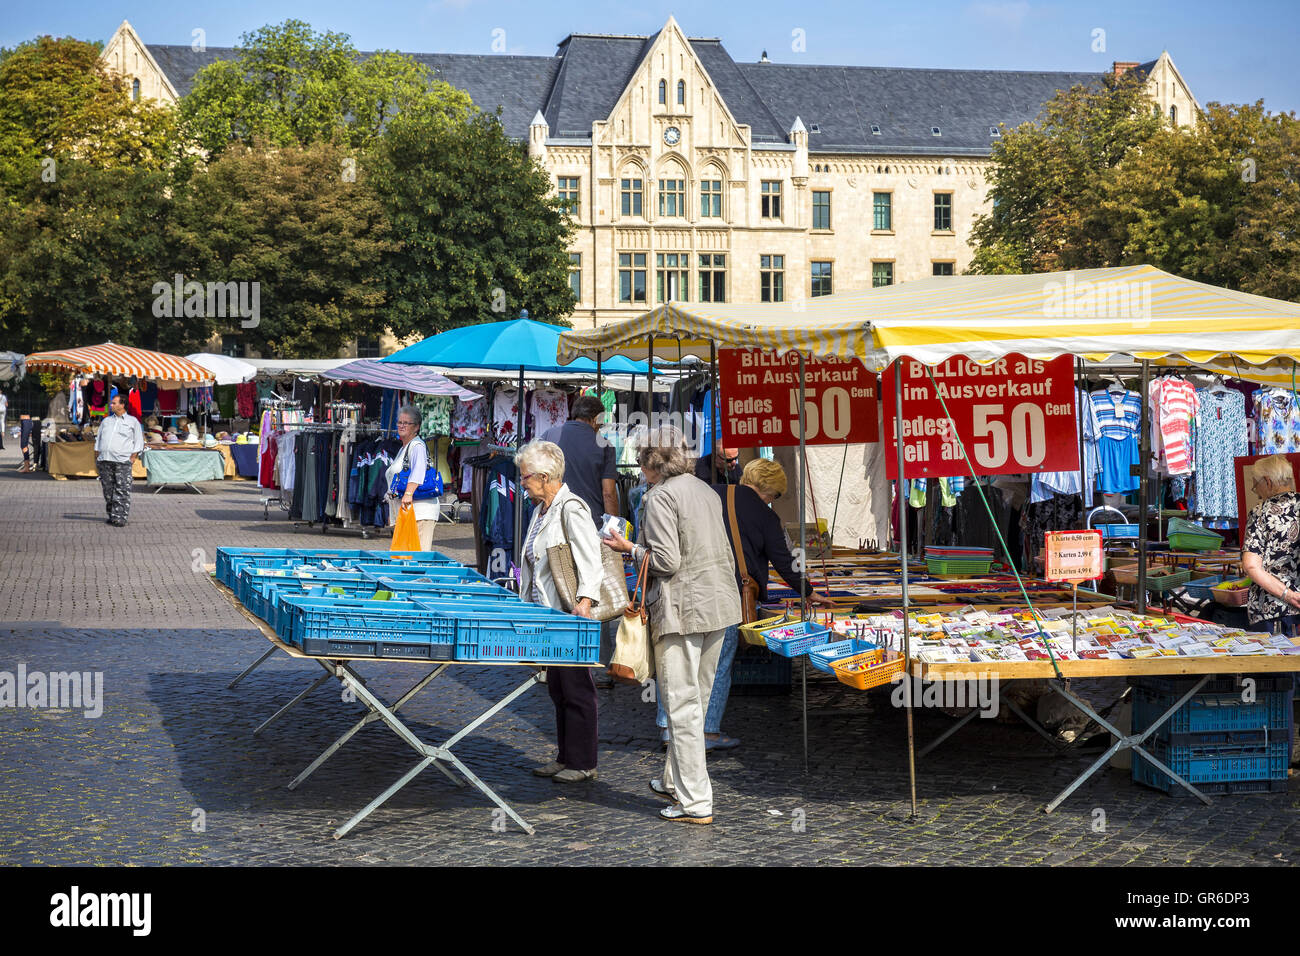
left=557, top=265, right=1300, bottom=375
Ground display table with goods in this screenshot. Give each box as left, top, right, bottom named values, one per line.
left=140, top=447, right=225, bottom=493
left=749, top=602, right=1299, bottom=810
left=209, top=547, right=600, bottom=837
left=45, top=440, right=147, bottom=479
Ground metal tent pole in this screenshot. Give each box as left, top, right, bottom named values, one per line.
left=1136, top=359, right=1151, bottom=612
left=596, top=350, right=603, bottom=394
left=513, top=364, right=524, bottom=566
left=894, top=360, right=918, bottom=818
left=798, top=353, right=808, bottom=773
left=709, top=341, right=719, bottom=461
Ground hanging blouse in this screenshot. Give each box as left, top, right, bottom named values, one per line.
left=1149, top=377, right=1199, bottom=476
left=450, top=389, right=487, bottom=441
left=530, top=388, right=569, bottom=439
left=1253, top=389, right=1300, bottom=455
left=1191, top=387, right=1247, bottom=522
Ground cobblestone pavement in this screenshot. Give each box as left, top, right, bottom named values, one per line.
left=1, top=443, right=1297, bottom=866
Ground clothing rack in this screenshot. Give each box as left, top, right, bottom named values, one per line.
left=258, top=399, right=303, bottom=517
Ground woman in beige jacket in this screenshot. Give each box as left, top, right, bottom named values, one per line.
left=605, top=425, right=741, bottom=824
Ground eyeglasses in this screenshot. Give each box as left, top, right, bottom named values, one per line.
left=397, top=420, right=416, bottom=428
left=520, top=472, right=547, bottom=483
left=724, top=456, right=740, bottom=464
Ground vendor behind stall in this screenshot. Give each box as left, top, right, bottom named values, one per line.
left=1242, top=454, right=1300, bottom=635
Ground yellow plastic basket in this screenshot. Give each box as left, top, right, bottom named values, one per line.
left=739, top=614, right=789, bottom=647
left=831, top=649, right=906, bottom=691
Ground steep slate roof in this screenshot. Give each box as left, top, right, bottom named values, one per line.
left=141, top=34, right=1113, bottom=154
left=738, top=63, right=1103, bottom=155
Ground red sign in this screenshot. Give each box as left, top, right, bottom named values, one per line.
left=882, top=354, right=1078, bottom=479
left=718, top=348, right=878, bottom=447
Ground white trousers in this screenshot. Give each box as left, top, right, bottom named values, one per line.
left=656, top=628, right=726, bottom=816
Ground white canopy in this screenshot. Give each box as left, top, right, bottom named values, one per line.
left=186, top=353, right=257, bottom=386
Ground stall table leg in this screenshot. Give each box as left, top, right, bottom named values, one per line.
left=328, top=661, right=543, bottom=838
left=1042, top=676, right=1212, bottom=813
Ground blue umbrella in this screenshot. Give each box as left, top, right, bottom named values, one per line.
left=379, top=316, right=648, bottom=375
left=382, top=315, right=651, bottom=563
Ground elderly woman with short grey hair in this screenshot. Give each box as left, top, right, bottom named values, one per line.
left=384, top=404, right=440, bottom=551
left=516, top=439, right=605, bottom=784
left=604, top=425, right=741, bottom=824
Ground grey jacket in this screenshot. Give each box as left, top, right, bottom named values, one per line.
left=635, top=473, right=742, bottom=637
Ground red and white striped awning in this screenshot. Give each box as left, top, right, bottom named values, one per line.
left=25, top=342, right=215, bottom=387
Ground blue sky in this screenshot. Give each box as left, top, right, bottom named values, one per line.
left=4, top=0, right=1297, bottom=113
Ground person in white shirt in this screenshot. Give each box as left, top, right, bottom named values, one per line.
left=0, top=389, right=7, bottom=450
left=94, top=393, right=143, bottom=526
left=384, top=405, right=441, bottom=550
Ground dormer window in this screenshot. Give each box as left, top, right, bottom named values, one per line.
left=931, top=126, right=942, bottom=136
left=870, top=124, right=881, bottom=135
left=810, top=123, right=821, bottom=133
left=989, top=126, right=1001, bottom=137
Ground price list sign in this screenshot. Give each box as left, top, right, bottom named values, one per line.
left=1043, top=530, right=1104, bottom=583
left=882, top=353, right=1078, bottom=479
left=718, top=348, right=878, bottom=447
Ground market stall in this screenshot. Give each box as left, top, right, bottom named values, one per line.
left=25, top=343, right=216, bottom=479
left=558, top=264, right=1300, bottom=812
left=382, top=314, right=654, bottom=566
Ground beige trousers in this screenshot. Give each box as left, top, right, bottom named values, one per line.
left=655, top=628, right=726, bottom=816
left=416, top=519, right=436, bottom=551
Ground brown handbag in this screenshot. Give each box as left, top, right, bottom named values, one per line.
left=726, top=485, right=761, bottom=624
left=546, top=499, right=630, bottom=622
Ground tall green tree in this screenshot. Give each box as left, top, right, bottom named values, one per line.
left=0, top=160, right=183, bottom=353
left=969, top=72, right=1162, bottom=274
left=173, top=140, right=391, bottom=355
left=181, top=20, right=473, bottom=156
left=372, top=109, right=575, bottom=336
left=0, top=36, right=178, bottom=204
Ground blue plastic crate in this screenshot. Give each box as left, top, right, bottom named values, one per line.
left=763, top=621, right=832, bottom=658
left=353, top=563, right=490, bottom=584
left=1133, top=734, right=1290, bottom=792
left=216, top=547, right=297, bottom=587
left=1134, top=674, right=1295, bottom=696
left=238, top=567, right=373, bottom=613
left=731, top=646, right=792, bottom=694
left=807, top=638, right=878, bottom=674
left=1181, top=574, right=1225, bottom=601
left=452, top=615, right=600, bottom=663
left=407, top=597, right=598, bottom=663
left=1099, top=523, right=1140, bottom=539
left=1133, top=686, right=1291, bottom=736
left=277, top=596, right=457, bottom=659
left=364, top=549, right=457, bottom=564
left=370, top=576, right=517, bottom=600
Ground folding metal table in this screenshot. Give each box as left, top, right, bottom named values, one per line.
left=908, top=655, right=1300, bottom=812
left=210, top=574, right=595, bottom=837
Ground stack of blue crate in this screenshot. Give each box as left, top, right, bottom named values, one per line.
left=1131, top=675, right=1295, bottom=794
left=215, top=547, right=601, bottom=664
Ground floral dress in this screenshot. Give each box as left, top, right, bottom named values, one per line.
left=1243, top=491, right=1300, bottom=625
left=450, top=389, right=487, bottom=440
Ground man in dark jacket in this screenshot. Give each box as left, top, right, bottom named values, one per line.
left=695, top=445, right=741, bottom=484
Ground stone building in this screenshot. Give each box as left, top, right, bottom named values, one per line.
left=102, top=17, right=1200, bottom=340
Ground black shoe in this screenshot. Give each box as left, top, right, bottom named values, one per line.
left=110, top=519, right=126, bottom=527
left=105, top=519, right=114, bottom=525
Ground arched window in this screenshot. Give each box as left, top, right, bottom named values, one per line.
left=677, top=80, right=685, bottom=105
left=1169, top=104, right=1177, bottom=124
left=131, top=78, right=140, bottom=102
left=658, top=80, right=666, bottom=105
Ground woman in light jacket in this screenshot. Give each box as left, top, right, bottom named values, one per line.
left=605, top=425, right=741, bottom=825
left=517, top=440, right=604, bottom=784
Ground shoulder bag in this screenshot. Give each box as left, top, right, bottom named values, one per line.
left=547, top=499, right=631, bottom=622
left=389, top=440, right=444, bottom=500
left=609, top=552, right=655, bottom=684
left=727, top=485, right=761, bottom=624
